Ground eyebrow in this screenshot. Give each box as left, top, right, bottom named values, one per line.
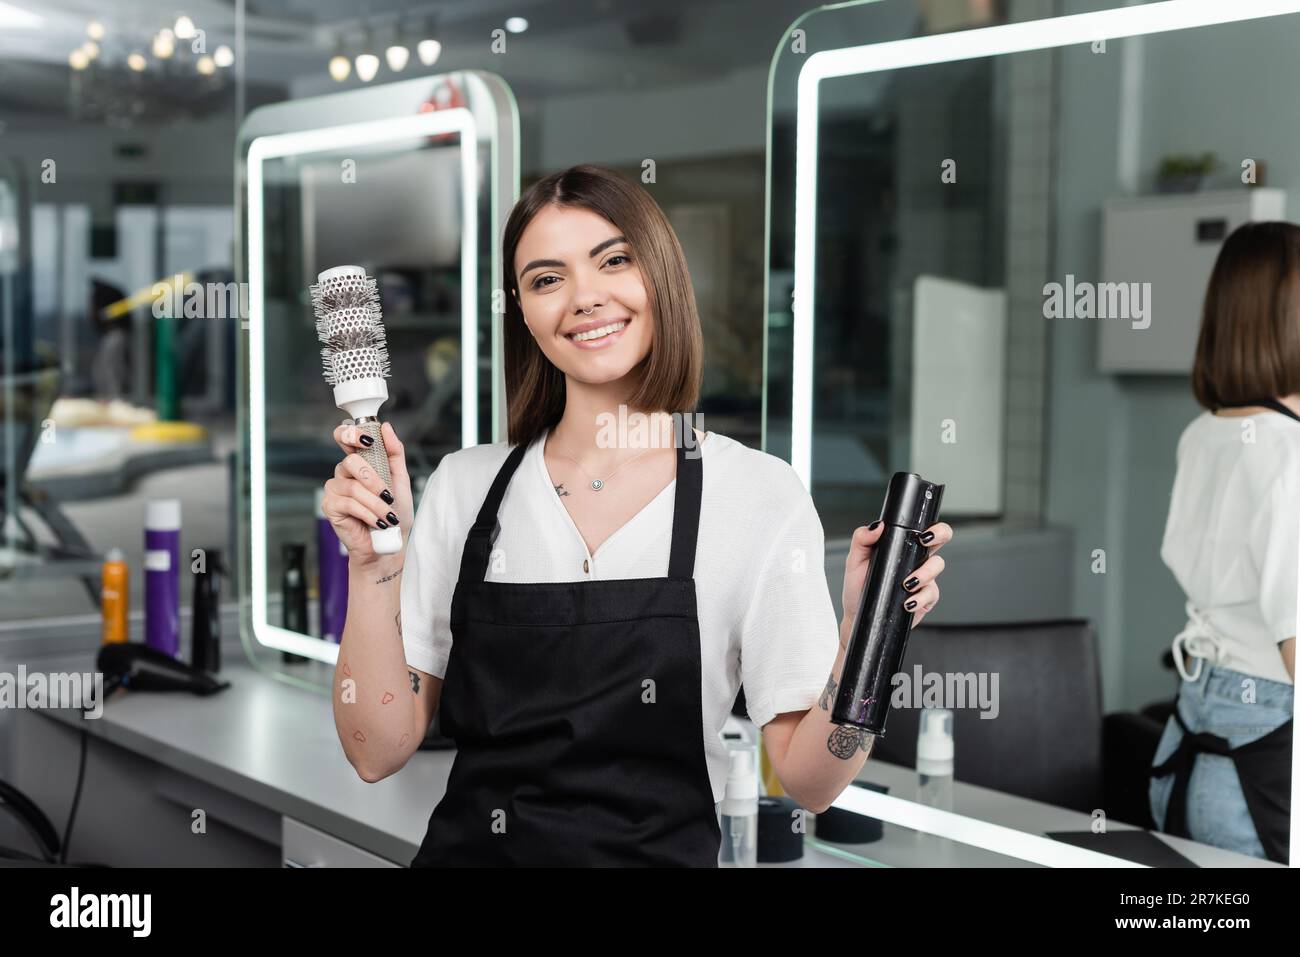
left=519, top=235, right=628, bottom=279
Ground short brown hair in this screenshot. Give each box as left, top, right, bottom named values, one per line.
left=1192, top=220, right=1300, bottom=409
left=501, top=165, right=703, bottom=446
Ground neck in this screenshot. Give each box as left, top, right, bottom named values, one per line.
left=1278, top=394, right=1300, bottom=418
left=548, top=379, right=677, bottom=466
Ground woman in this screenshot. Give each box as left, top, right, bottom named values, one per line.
left=323, top=164, right=952, bottom=866
left=1149, top=221, right=1299, bottom=864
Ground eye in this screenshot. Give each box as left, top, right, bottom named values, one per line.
left=529, top=274, right=559, bottom=290
left=606, top=253, right=631, bottom=267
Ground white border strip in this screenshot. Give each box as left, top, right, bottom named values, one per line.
left=247, top=107, right=478, bottom=663
left=832, top=785, right=1145, bottom=867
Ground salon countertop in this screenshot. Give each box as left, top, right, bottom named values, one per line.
left=13, top=611, right=1278, bottom=869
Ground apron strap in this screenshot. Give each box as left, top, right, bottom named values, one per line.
left=458, top=440, right=530, bottom=583
left=457, top=426, right=705, bottom=584
left=1150, top=709, right=1232, bottom=841
left=1218, top=397, right=1300, bottom=424
left=667, top=441, right=702, bottom=580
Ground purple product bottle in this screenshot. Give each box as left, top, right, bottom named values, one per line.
left=315, top=487, right=349, bottom=644
left=144, top=499, right=182, bottom=658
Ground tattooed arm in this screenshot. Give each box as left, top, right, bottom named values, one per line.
left=758, top=617, right=873, bottom=813
left=332, top=553, right=443, bottom=782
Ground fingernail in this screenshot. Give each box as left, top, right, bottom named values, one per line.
left=376, top=519, right=388, bottom=529
left=904, top=597, right=918, bottom=611
left=868, top=520, right=882, bottom=531
left=380, top=489, right=394, bottom=504
left=359, top=433, right=374, bottom=447
left=903, top=576, right=919, bottom=591
left=387, top=512, right=399, bottom=525
left=920, top=530, right=935, bottom=545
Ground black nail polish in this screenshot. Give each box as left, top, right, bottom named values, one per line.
left=387, top=512, right=399, bottom=525
left=903, top=576, right=919, bottom=591
left=359, top=433, right=374, bottom=447
left=920, top=530, right=935, bottom=545
left=380, top=489, right=394, bottom=504
left=376, top=519, right=388, bottom=529
left=904, top=597, right=918, bottom=611
left=868, top=520, right=882, bottom=531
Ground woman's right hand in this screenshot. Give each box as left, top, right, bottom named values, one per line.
left=323, top=420, right=414, bottom=569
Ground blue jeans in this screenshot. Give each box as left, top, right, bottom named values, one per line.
left=1148, top=663, right=1293, bottom=861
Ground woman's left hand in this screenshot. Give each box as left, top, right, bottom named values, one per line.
left=840, top=521, right=953, bottom=641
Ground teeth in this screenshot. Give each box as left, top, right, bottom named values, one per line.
left=570, top=320, right=628, bottom=342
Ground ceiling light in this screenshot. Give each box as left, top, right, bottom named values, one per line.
left=355, top=26, right=379, bottom=81
left=505, top=17, right=528, bottom=33
left=214, top=44, right=234, bottom=67
left=69, top=48, right=89, bottom=70
left=196, top=55, right=215, bottom=75
left=86, top=19, right=103, bottom=39
left=82, top=40, right=99, bottom=59
left=354, top=52, right=379, bottom=82
left=174, top=15, right=196, bottom=39
left=127, top=52, right=146, bottom=71
left=152, top=33, right=174, bottom=59
left=328, top=53, right=350, bottom=81
left=417, top=38, right=441, bottom=66
left=385, top=44, right=409, bottom=71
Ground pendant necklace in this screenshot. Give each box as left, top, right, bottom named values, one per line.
left=549, top=434, right=659, bottom=491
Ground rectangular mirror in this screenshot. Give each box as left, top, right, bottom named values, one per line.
left=236, top=72, right=518, bottom=666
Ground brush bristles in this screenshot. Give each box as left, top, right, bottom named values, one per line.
left=310, top=269, right=391, bottom=386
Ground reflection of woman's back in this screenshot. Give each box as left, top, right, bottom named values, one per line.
left=1149, top=220, right=1299, bottom=864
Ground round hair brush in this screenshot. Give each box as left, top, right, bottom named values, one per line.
left=311, top=265, right=403, bottom=555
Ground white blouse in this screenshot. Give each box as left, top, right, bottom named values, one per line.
left=1160, top=409, right=1300, bottom=685
left=400, top=426, right=843, bottom=803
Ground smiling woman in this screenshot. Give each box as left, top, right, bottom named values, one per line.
left=328, top=164, right=951, bottom=868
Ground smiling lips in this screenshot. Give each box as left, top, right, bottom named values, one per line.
left=566, top=317, right=630, bottom=345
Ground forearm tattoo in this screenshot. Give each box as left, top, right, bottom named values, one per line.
left=375, top=566, right=402, bottom=585
left=408, top=670, right=421, bottom=695
left=819, top=675, right=836, bottom=711
left=827, top=725, right=873, bottom=760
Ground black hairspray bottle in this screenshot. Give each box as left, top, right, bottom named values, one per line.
left=832, top=471, right=944, bottom=735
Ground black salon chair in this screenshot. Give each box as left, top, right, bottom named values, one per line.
left=870, top=618, right=1105, bottom=814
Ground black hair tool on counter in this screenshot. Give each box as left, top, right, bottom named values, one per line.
left=98, top=643, right=230, bottom=697
left=833, top=471, right=944, bottom=736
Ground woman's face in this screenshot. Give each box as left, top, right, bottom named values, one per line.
left=512, top=204, right=653, bottom=386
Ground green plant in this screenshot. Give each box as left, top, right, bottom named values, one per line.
left=1158, top=152, right=1218, bottom=177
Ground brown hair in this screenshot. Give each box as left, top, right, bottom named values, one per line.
left=1192, top=220, right=1300, bottom=410
left=502, top=164, right=703, bottom=446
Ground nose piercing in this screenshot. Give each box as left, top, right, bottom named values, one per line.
left=582, top=308, right=593, bottom=315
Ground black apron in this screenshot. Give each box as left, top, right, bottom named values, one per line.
left=1150, top=395, right=1297, bottom=864
left=410, top=435, right=722, bottom=867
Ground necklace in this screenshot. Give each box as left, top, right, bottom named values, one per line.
left=549, top=431, right=663, bottom=491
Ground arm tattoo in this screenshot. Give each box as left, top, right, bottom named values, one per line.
left=395, top=609, right=402, bottom=640
left=375, top=566, right=402, bottom=585
left=554, top=483, right=570, bottom=497
left=408, top=670, right=421, bottom=695
left=827, top=725, right=872, bottom=760
left=819, top=675, right=836, bottom=711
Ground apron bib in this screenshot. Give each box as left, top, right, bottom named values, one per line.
left=411, top=435, right=722, bottom=867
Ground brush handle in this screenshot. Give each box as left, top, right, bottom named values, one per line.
left=355, top=420, right=403, bottom=555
